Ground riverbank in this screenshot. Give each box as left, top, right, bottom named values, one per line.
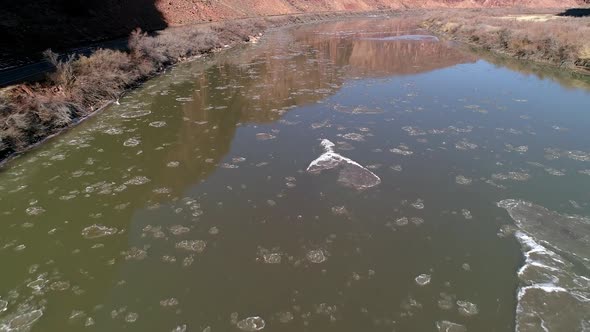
left=1, top=7, right=590, bottom=165
left=0, top=10, right=399, bottom=164
left=422, top=8, right=590, bottom=73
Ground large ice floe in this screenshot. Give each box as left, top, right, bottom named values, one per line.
left=498, top=199, right=590, bottom=332
left=307, top=139, right=381, bottom=190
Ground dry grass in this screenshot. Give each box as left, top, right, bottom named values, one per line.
left=422, top=9, right=590, bottom=71
left=0, top=19, right=267, bottom=160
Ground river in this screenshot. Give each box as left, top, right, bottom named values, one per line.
left=0, top=18, right=589, bottom=332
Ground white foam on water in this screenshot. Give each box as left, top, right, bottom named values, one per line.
left=498, top=200, right=590, bottom=332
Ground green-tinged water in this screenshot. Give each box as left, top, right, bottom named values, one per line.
left=1, top=18, right=589, bottom=332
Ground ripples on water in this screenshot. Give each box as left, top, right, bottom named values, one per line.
left=0, top=18, right=589, bottom=332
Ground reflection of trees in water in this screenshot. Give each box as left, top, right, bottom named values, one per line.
left=294, top=18, right=477, bottom=77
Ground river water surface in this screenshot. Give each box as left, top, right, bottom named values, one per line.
left=1, top=18, right=590, bottom=332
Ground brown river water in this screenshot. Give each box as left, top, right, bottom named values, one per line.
left=1, top=18, right=589, bottom=332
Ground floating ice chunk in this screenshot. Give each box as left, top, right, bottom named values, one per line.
left=175, top=240, right=206, bottom=253
left=0, top=299, right=7, bottom=312
left=104, top=127, right=124, bottom=135
left=122, top=247, right=148, bottom=260
left=149, top=121, right=167, bottom=128
left=436, top=320, right=466, bottom=332
left=307, top=139, right=381, bottom=190
left=160, top=298, right=179, bottom=307
left=171, top=324, right=187, bottom=332
left=544, top=167, right=565, bottom=176
left=167, top=161, right=180, bottom=168
left=492, top=172, right=530, bottom=182
left=342, top=133, right=364, bottom=141
left=81, top=224, right=118, bottom=239
left=456, top=300, right=479, bottom=316
left=402, top=126, right=426, bottom=136
left=455, top=175, right=472, bottom=185
left=120, top=110, right=151, bottom=118
left=390, top=145, right=413, bottom=155
left=544, top=148, right=590, bottom=162
left=124, top=176, right=150, bottom=185
left=3, top=309, right=44, bottom=331
left=455, top=140, right=478, bottom=150
left=411, top=199, right=424, bottom=210
left=394, top=217, right=409, bottom=226
left=25, top=206, right=45, bottom=216
left=415, top=274, right=431, bottom=286
left=256, top=133, right=276, bottom=141
left=505, top=144, right=528, bottom=153
left=461, top=209, right=473, bottom=220
left=175, top=97, right=193, bottom=102
left=258, top=247, right=282, bottom=264
left=306, top=249, right=327, bottom=264
left=263, top=253, right=281, bottom=264
left=169, top=225, right=190, bottom=236
left=221, top=163, right=238, bottom=169
left=125, top=312, right=138, bottom=323
left=578, top=169, right=590, bottom=176
left=237, top=316, right=265, bottom=331
left=315, top=303, right=339, bottom=320
left=123, top=138, right=141, bottom=147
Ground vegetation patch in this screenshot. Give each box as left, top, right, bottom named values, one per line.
left=422, top=9, right=590, bottom=72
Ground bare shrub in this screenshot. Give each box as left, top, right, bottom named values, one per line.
left=43, top=50, right=77, bottom=90
left=423, top=9, right=590, bottom=71
left=71, top=49, right=139, bottom=106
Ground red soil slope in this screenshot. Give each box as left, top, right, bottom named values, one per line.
left=156, top=0, right=585, bottom=24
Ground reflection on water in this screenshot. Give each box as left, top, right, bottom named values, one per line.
left=0, top=18, right=589, bottom=332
